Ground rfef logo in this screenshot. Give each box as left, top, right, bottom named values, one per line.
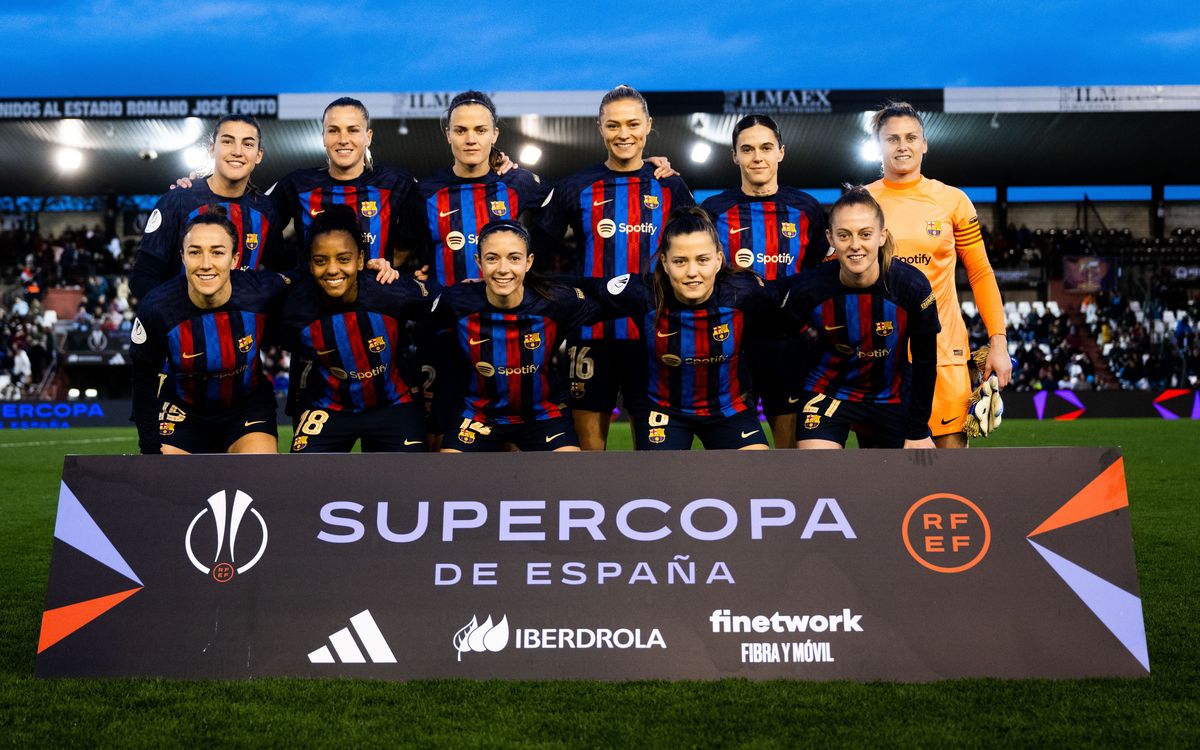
left=184, top=490, right=268, bottom=583
left=902, top=493, right=990, bottom=573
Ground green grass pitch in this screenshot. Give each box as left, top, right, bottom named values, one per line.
left=2, top=420, right=1197, bottom=747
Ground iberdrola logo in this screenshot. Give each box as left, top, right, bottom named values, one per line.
left=453, top=614, right=510, bottom=661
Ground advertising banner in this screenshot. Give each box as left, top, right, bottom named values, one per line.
left=1002, top=389, right=1200, bottom=420
left=38, top=450, right=1147, bottom=681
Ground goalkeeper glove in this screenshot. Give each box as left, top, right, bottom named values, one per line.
left=964, top=374, right=1004, bottom=438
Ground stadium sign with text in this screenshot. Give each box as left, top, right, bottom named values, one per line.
left=0, top=96, right=279, bottom=120
left=37, top=449, right=1147, bottom=681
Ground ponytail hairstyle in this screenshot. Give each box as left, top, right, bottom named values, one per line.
left=182, top=205, right=238, bottom=254
left=652, top=206, right=728, bottom=317
left=306, top=204, right=366, bottom=260
left=476, top=220, right=562, bottom=301
left=322, top=96, right=373, bottom=170
left=869, top=100, right=924, bottom=138
left=443, top=90, right=504, bottom=170
left=730, top=113, right=783, bottom=151
left=598, top=84, right=650, bottom=122
left=829, top=185, right=895, bottom=288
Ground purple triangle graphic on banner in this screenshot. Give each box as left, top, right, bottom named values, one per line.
left=53, top=481, right=143, bottom=587
left=1028, top=538, right=1148, bottom=671
left=1033, top=391, right=1048, bottom=420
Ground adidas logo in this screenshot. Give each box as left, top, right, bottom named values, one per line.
left=307, top=609, right=396, bottom=664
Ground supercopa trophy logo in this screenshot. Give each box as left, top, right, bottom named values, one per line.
left=453, top=615, right=509, bottom=661
left=184, top=490, right=268, bottom=583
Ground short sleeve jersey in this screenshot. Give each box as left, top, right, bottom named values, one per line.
left=280, top=274, right=438, bottom=412
left=868, top=177, right=984, bottom=365
left=781, top=260, right=940, bottom=403
left=416, top=167, right=550, bottom=285
left=269, top=165, right=421, bottom=266
left=535, top=163, right=694, bottom=340
left=701, top=186, right=828, bottom=279
left=138, top=180, right=281, bottom=275
left=131, top=271, right=291, bottom=411
left=430, top=283, right=600, bottom=425
left=591, top=272, right=778, bottom=417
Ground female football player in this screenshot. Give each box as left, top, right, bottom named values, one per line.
left=868, top=101, right=1009, bottom=447
left=701, top=113, right=828, bottom=447
left=131, top=114, right=281, bottom=300
left=535, top=85, right=695, bottom=451
left=781, top=187, right=940, bottom=449
left=433, top=221, right=600, bottom=452
left=585, top=206, right=777, bottom=450
left=131, top=211, right=289, bottom=454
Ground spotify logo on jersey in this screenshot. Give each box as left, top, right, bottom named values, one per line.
left=596, top=219, right=617, bottom=239
left=735, top=249, right=754, bottom=268
left=661, top=354, right=682, bottom=367
left=446, top=231, right=467, bottom=251
left=475, top=362, right=496, bottom=377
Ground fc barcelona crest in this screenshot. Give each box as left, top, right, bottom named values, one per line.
left=368, top=336, right=386, bottom=353
left=804, top=414, right=821, bottom=430
left=523, top=332, right=542, bottom=350
left=648, top=427, right=666, bottom=444
left=237, top=335, right=253, bottom=353
left=781, top=222, right=797, bottom=238
left=292, top=435, right=308, bottom=451
left=712, top=323, right=730, bottom=342
left=360, top=201, right=379, bottom=218
left=457, top=429, right=476, bottom=445
left=926, top=220, right=942, bottom=237
left=570, top=381, right=586, bottom=398
left=643, top=194, right=660, bottom=210
left=875, top=321, right=894, bottom=337
left=159, top=422, right=175, bottom=436
left=490, top=201, right=508, bottom=217
left=244, top=233, right=259, bottom=250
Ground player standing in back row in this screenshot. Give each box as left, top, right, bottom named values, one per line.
left=702, top=114, right=827, bottom=447
left=867, top=101, right=1010, bottom=447
left=535, top=85, right=694, bottom=450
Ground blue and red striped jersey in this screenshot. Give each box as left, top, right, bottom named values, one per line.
left=535, top=163, right=694, bottom=340
left=781, top=260, right=940, bottom=418
left=280, top=274, right=437, bottom=412
left=589, top=272, right=778, bottom=417
left=701, top=186, right=829, bottom=279
left=132, top=180, right=281, bottom=298
left=268, top=165, right=421, bottom=266
left=416, top=167, right=549, bottom=285
left=131, top=271, right=291, bottom=413
left=430, top=282, right=600, bottom=425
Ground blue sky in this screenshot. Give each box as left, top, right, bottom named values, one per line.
left=2, top=1, right=1197, bottom=95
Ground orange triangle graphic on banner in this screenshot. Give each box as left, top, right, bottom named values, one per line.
left=37, top=587, right=142, bottom=654
left=1028, top=458, right=1129, bottom=538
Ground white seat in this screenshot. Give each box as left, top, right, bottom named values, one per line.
left=41, top=309, right=58, bottom=325
left=1017, top=301, right=1032, bottom=316
left=961, top=301, right=977, bottom=318
left=1039, top=343, right=1051, bottom=356
left=1004, top=301, right=1017, bottom=314
left=1102, top=343, right=1113, bottom=356
left=1130, top=300, right=1142, bottom=312
left=1163, top=310, right=1176, bottom=325
left=1047, top=301, right=1061, bottom=316
left=1033, top=301, right=1046, bottom=315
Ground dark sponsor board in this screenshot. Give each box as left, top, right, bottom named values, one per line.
left=38, top=449, right=1145, bottom=681
left=0, top=96, right=278, bottom=120
left=1002, top=389, right=1199, bottom=420
left=0, top=401, right=129, bottom=429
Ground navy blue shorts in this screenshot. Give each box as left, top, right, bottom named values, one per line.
left=794, top=390, right=907, bottom=448
left=157, top=386, right=278, bottom=454
left=566, top=339, right=648, bottom=414
left=631, top=408, right=767, bottom=451
left=747, top=334, right=810, bottom=417
left=290, top=400, right=426, bottom=453
left=443, top=414, right=579, bottom=452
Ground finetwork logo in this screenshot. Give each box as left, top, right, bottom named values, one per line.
left=454, top=615, right=510, bottom=661
left=308, top=609, right=397, bottom=664
left=453, top=614, right=665, bottom=661
left=184, top=490, right=267, bottom=583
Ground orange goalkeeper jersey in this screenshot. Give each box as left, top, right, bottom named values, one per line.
left=868, top=177, right=1005, bottom=365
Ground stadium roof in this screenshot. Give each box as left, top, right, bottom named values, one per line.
left=2, top=86, right=1199, bottom=199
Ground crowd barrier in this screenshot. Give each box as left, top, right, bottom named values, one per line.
left=38, top=449, right=1146, bottom=681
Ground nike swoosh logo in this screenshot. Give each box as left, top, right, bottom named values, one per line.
left=593, top=199, right=613, bottom=206
left=656, top=331, right=678, bottom=338
left=545, top=432, right=566, bottom=443
left=316, top=348, right=337, bottom=355
left=823, top=325, right=845, bottom=331
left=244, top=420, right=266, bottom=427
left=469, top=338, right=490, bottom=345
left=787, top=397, right=800, bottom=404
left=404, top=439, right=422, bottom=446
left=731, top=227, right=750, bottom=234
left=940, top=417, right=958, bottom=425
left=741, top=430, right=760, bottom=438
left=439, top=209, right=460, bottom=217
left=181, top=352, right=204, bottom=359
